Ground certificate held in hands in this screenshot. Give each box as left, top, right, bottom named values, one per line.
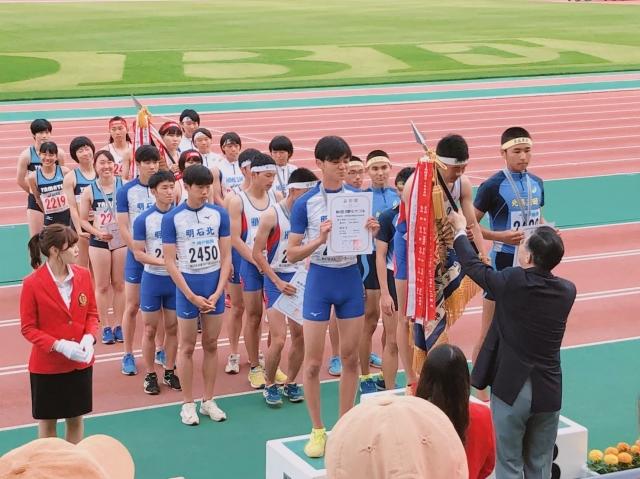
left=326, top=192, right=373, bottom=256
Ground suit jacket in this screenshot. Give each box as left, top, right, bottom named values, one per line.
left=454, top=235, right=576, bottom=413
left=20, top=264, right=99, bottom=374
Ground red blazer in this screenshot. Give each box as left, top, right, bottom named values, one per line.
left=465, top=402, right=496, bottom=479
left=20, top=264, right=99, bottom=374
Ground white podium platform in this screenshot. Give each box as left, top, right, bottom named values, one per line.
left=266, top=389, right=588, bottom=479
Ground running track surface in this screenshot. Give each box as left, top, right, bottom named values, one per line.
left=0, top=74, right=638, bottom=429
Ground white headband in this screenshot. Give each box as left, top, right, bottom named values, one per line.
left=437, top=155, right=468, bottom=166
left=192, top=131, right=210, bottom=142
left=366, top=156, right=391, bottom=168
left=501, top=137, right=533, bottom=151
left=251, top=164, right=277, bottom=173
left=287, top=181, right=318, bottom=190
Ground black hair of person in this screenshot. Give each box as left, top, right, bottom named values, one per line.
left=69, top=136, right=96, bottom=162
left=288, top=167, right=318, bottom=184
left=366, top=149, right=389, bottom=161
left=268, top=135, right=294, bottom=155
left=135, top=144, right=161, bottom=163
left=220, top=131, right=241, bottom=148
left=180, top=109, right=200, bottom=124
left=178, top=149, right=203, bottom=172
left=93, top=150, right=116, bottom=175
left=27, top=224, right=78, bottom=270
left=149, top=170, right=176, bottom=190
left=249, top=152, right=276, bottom=170
left=436, top=134, right=469, bottom=162
left=416, top=344, right=470, bottom=444
left=349, top=155, right=363, bottom=164
left=159, top=122, right=182, bottom=137
left=192, top=127, right=212, bottom=140
left=314, top=136, right=351, bottom=162
left=501, top=127, right=532, bottom=146
left=30, top=119, right=52, bottom=135
left=183, top=164, right=213, bottom=186
left=395, top=166, right=415, bottom=187
left=526, top=226, right=564, bottom=271
left=108, top=116, right=132, bottom=143
left=238, top=148, right=261, bottom=167
left=39, top=141, right=58, bottom=155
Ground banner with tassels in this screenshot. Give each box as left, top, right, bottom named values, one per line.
left=406, top=122, right=481, bottom=376
left=131, top=96, right=179, bottom=180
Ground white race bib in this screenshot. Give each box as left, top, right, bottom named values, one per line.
left=42, top=190, right=68, bottom=214
left=510, top=209, right=541, bottom=230
left=183, top=237, right=220, bottom=271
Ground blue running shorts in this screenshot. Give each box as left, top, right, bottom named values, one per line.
left=140, top=272, right=176, bottom=312
left=176, top=271, right=225, bottom=319
left=303, top=264, right=364, bottom=321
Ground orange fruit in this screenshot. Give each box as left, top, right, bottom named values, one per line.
left=588, top=450, right=604, bottom=462
left=618, top=452, right=633, bottom=464
left=617, top=442, right=631, bottom=452
left=605, top=447, right=619, bottom=456
left=604, top=454, right=619, bottom=465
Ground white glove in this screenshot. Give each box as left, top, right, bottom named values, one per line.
left=80, top=334, right=95, bottom=362
left=54, top=339, right=89, bottom=363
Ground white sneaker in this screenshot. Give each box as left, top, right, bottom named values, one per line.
left=200, top=399, right=227, bottom=422
left=225, top=354, right=240, bottom=374
left=180, top=402, right=199, bottom=426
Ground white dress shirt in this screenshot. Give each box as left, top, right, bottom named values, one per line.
left=46, top=262, right=74, bottom=309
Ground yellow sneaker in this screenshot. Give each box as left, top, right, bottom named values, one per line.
left=304, top=428, right=327, bottom=458
left=248, top=366, right=266, bottom=389
left=275, top=368, right=288, bottom=385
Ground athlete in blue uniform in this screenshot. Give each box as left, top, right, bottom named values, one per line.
left=229, top=153, right=280, bottom=389
left=28, top=142, right=71, bottom=227
left=63, top=137, right=96, bottom=268
left=358, top=150, right=400, bottom=393
left=288, top=136, right=379, bottom=458
left=473, top=127, right=546, bottom=398
left=79, top=150, right=125, bottom=346
left=17, top=119, right=66, bottom=237
left=162, top=165, right=231, bottom=426
left=375, top=166, right=414, bottom=392
left=325, top=154, right=366, bottom=375
left=133, top=171, right=181, bottom=395
left=252, top=168, right=319, bottom=407
left=116, top=145, right=160, bottom=375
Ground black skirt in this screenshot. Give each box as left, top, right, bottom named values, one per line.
left=30, top=366, right=93, bottom=420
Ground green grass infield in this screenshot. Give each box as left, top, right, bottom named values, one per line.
left=1, top=0, right=640, bottom=100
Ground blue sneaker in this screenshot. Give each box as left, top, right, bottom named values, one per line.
left=374, top=376, right=399, bottom=391
left=102, top=327, right=115, bottom=345
left=283, top=383, right=304, bottom=403
left=359, top=376, right=377, bottom=394
left=328, top=356, right=342, bottom=376
left=155, top=349, right=166, bottom=367
left=113, top=325, right=124, bottom=343
left=121, top=353, right=137, bottom=376
left=369, top=352, right=382, bottom=369
left=263, top=384, right=283, bottom=407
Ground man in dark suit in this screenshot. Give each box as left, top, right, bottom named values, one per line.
left=448, top=210, right=576, bottom=479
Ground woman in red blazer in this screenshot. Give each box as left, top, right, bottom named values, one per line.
left=21, top=224, right=99, bottom=444
left=416, top=344, right=496, bottom=479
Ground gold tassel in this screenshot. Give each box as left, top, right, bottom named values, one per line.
left=432, top=183, right=445, bottom=221
left=444, top=276, right=481, bottom=328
